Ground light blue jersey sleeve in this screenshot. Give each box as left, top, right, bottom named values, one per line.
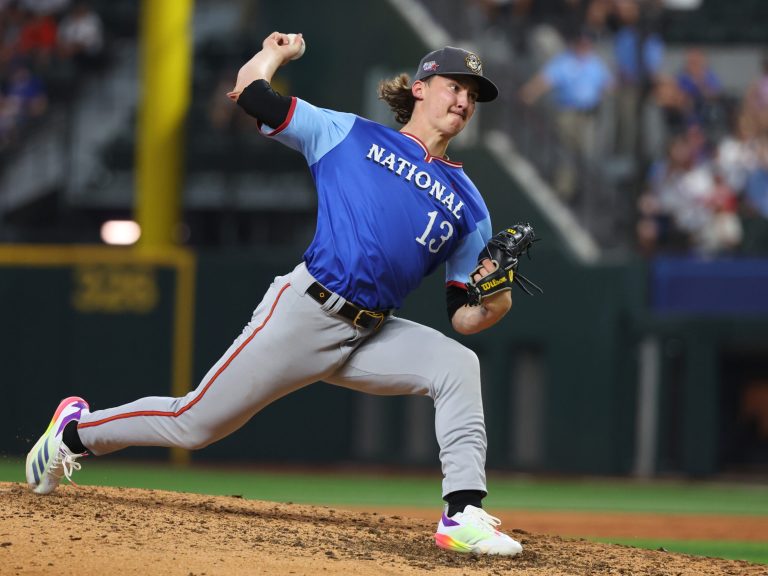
left=445, top=216, right=492, bottom=287
left=259, top=97, right=357, bottom=165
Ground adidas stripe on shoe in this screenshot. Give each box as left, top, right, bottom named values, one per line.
left=26, top=396, right=89, bottom=495
left=435, top=505, right=523, bottom=556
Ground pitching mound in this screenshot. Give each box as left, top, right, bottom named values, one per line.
left=0, top=482, right=763, bottom=575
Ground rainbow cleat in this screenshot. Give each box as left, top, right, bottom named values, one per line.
left=435, top=505, right=523, bottom=556
left=26, top=396, right=89, bottom=495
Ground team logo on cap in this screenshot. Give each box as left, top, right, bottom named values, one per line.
left=464, top=53, right=483, bottom=75
left=422, top=60, right=439, bottom=73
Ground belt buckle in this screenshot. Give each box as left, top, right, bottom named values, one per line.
left=354, top=309, right=385, bottom=330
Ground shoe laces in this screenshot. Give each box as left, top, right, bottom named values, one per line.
left=51, top=445, right=83, bottom=487
left=458, top=506, right=502, bottom=533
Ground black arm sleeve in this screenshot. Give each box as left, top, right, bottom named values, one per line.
left=446, top=284, right=470, bottom=322
left=236, top=79, right=292, bottom=128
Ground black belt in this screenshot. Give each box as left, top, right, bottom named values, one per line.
left=306, top=281, right=389, bottom=331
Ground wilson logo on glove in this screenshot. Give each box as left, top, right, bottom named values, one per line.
left=467, top=223, right=543, bottom=305
left=480, top=276, right=507, bottom=291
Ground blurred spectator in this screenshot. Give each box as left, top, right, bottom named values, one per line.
left=716, top=111, right=760, bottom=195
left=57, top=1, right=104, bottom=72
left=637, top=135, right=697, bottom=253
left=637, top=133, right=742, bottom=255
left=17, top=8, right=57, bottom=70
left=676, top=48, right=725, bottom=132
left=743, top=55, right=768, bottom=135
left=519, top=28, right=612, bottom=199
left=684, top=122, right=712, bottom=164
left=652, top=73, right=689, bottom=136
left=700, top=169, right=742, bottom=254
left=5, top=63, right=48, bottom=120
left=744, top=139, right=768, bottom=218
left=0, top=63, right=47, bottom=152
left=612, top=0, right=665, bottom=157
left=0, top=0, right=115, bottom=161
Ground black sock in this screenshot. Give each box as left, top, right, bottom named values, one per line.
left=62, top=420, right=87, bottom=454
left=445, top=490, right=485, bottom=517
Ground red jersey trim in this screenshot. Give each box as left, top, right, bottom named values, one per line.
left=447, top=280, right=468, bottom=290
left=79, top=282, right=293, bottom=430
left=400, top=132, right=463, bottom=167
left=258, top=96, right=298, bottom=137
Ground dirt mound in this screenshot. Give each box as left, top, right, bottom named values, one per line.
left=0, top=482, right=763, bottom=576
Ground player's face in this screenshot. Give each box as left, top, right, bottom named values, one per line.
left=421, top=75, right=478, bottom=136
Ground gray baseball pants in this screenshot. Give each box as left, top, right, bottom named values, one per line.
left=77, top=262, right=487, bottom=497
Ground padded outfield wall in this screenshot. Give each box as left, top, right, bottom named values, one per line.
left=4, top=236, right=766, bottom=477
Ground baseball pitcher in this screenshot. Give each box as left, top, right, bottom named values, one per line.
left=26, top=32, right=541, bottom=556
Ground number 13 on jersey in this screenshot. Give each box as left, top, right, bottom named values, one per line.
left=416, top=210, right=454, bottom=254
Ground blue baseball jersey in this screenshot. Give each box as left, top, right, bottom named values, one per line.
left=260, top=97, right=492, bottom=310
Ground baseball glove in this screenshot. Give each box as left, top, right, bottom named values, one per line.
left=467, top=223, right=543, bottom=305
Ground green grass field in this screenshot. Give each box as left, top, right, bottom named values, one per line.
left=2, top=457, right=766, bottom=564
left=593, top=538, right=768, bottom=565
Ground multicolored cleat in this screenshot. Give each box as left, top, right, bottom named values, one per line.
left=435, top=505, right=523, bottom=556
left=26, top=396, right=89, bottom=495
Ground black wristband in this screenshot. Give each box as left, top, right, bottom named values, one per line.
left=446, top=284, right=469, bottom=321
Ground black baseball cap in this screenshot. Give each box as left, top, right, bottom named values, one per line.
left=414, top=46, right=499, bottom=102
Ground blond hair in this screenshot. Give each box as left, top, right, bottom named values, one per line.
left=378, top=73, right=428, bottom=125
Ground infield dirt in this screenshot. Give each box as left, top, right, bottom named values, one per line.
left=0, top=482, right=765, bottom=576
